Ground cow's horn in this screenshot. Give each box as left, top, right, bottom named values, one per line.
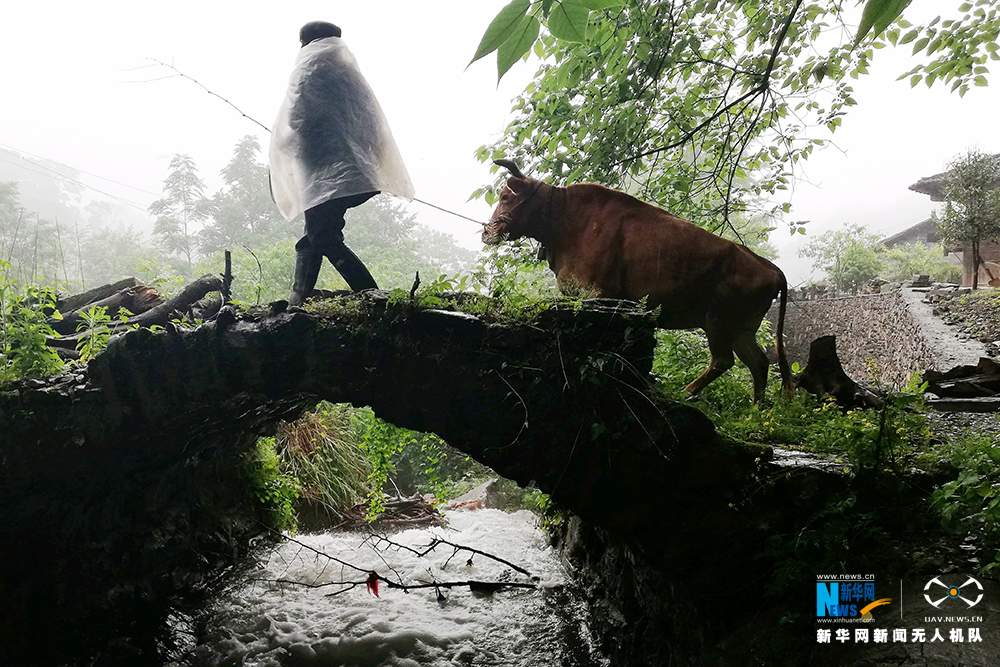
left=494, top=159, right=525, bottom=179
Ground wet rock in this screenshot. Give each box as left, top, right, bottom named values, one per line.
left=555, top=445, right=856, bottom=666
left=446, top=479, right=504, bottom=510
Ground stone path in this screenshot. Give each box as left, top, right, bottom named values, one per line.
left=898, top=287, right=988, bottom=370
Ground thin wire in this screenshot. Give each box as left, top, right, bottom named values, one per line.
left=1, top=143, right=490, bottom=228
left=412, top=197, right=487, bottom=226
left=0, top=153, right=152, bottom=214
left=7, top=61, right=492, bottom=228
left=0, top=142, right=162, bottom=197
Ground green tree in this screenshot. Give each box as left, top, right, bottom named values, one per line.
left=5, top=213, right=64, bottom=288
left=149, top=154, right=208, bottom=270
left=883, top=242, right=962, bottom=284
left=344, top=195, right=418, bottom=251
left=934, top=150, right=1000, bottom=290
left=471, top=0, right=997, bottom=230
left=195, top=240, right=296, bottom=305
left=78, top=224, right=150, bottom=288
left=718, top=214, right=779, bottom=261
left=200, top=136, right=289, bottom=253
left=800, top=223, right=886, bottom=294
left=896, top=1, right=1000, bottom=96
left=0, top=182, right=24, bottom=267
left=0, top=151, right=84, bottom=225
left=412, top=225, right=480, bottom=275
left=345, top=196, right=477, bottom=289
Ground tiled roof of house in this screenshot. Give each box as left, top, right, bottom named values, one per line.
left=909, top=154, right=1000, bottom=201
left=880, top=218, right=937, bottom=246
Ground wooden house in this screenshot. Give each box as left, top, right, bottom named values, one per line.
left=909, top=165, right=1000, bottom=287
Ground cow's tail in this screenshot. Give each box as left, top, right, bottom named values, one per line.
left=775, top=271, right=794, bottom=398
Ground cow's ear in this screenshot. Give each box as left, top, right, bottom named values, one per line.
left=507, top=176, right=529, bottom=193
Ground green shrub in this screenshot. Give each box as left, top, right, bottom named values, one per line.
left=273, top=404, right=371, bottom=518
left=651, top=328, right=931, bottom=477
left=245, top=436, right=299, bottom=533
left=0, top=261, right=64, bottom=382
left=75, top=305, right=113, bottom=363
left=350, top=407, right=409, bottom=519
left=930, top=432, right=1000, bottom=570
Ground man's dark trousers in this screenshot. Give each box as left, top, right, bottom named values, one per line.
left=289, top=191, right=378, bottom=305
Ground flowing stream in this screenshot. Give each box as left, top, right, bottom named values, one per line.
left=175, top=509, right=608, bottom=666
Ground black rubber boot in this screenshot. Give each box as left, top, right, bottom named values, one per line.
left=288, top=251, right=323, bottom=306
left=328, top=246, right=378, bottom=291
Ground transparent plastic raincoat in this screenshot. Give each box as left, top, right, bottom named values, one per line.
left=269, top=37, right=414, bottom=221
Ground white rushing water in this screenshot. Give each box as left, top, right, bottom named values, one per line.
left=179, top=509, right=607, bottom=666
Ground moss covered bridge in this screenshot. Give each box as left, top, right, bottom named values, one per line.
left=0, top=292, right=833, bottom=665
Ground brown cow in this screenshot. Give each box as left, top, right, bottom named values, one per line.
left=483, top=160, right=793, bottom=404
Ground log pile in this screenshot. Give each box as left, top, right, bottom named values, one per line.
left=337, top=494, right=446, bottom=530
left=44, top=275, right=225, bottom=359
left=923, top=358, right=1000, bottom=398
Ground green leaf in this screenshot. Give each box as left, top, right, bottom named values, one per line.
left=469, top=0, right=531, bottom=65
left=498, top=16, right=541, bottom=81
left=898, top=28, right=919, bottom=44
left=578, top=0, right=624, bottom=8
left=548, top=0, right=591, bottom=42
left=975, top=75, right=989, bottom=86
left=854, top=0, right=912, bottom=46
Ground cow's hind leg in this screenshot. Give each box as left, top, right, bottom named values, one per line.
left=684, top=325, right=735, bottom=397
left=734, top=329, right=769, bottom=404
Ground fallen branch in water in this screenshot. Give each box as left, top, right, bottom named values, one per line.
left=364, top=533, right=533, bottom=577
left=255, top=575, right=537, bottom=598
left=253, top=522, right=537, bottom=600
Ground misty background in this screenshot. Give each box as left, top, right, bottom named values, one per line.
left=0, top=1, right=997, bottom=289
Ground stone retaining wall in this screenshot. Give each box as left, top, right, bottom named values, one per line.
left=769, top=289, right=936, bottom=388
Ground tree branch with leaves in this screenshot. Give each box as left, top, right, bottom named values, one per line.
left=469, top=0, right=997, bottom=238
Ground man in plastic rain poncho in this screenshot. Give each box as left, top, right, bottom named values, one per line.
left=270, top=21, right=414, bottom=306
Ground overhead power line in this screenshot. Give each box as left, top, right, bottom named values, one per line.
left=0, top=142, right=161, bottom=197
left=0, top=148, right=154, bottom=215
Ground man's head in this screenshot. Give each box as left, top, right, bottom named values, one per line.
left=299, top=21, right=341, bottom=47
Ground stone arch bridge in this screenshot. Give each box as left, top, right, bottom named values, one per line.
left=0, top=292, right=827, bottom=665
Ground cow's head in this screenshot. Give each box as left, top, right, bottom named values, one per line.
left=483, top=160, right=544, bottom=246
